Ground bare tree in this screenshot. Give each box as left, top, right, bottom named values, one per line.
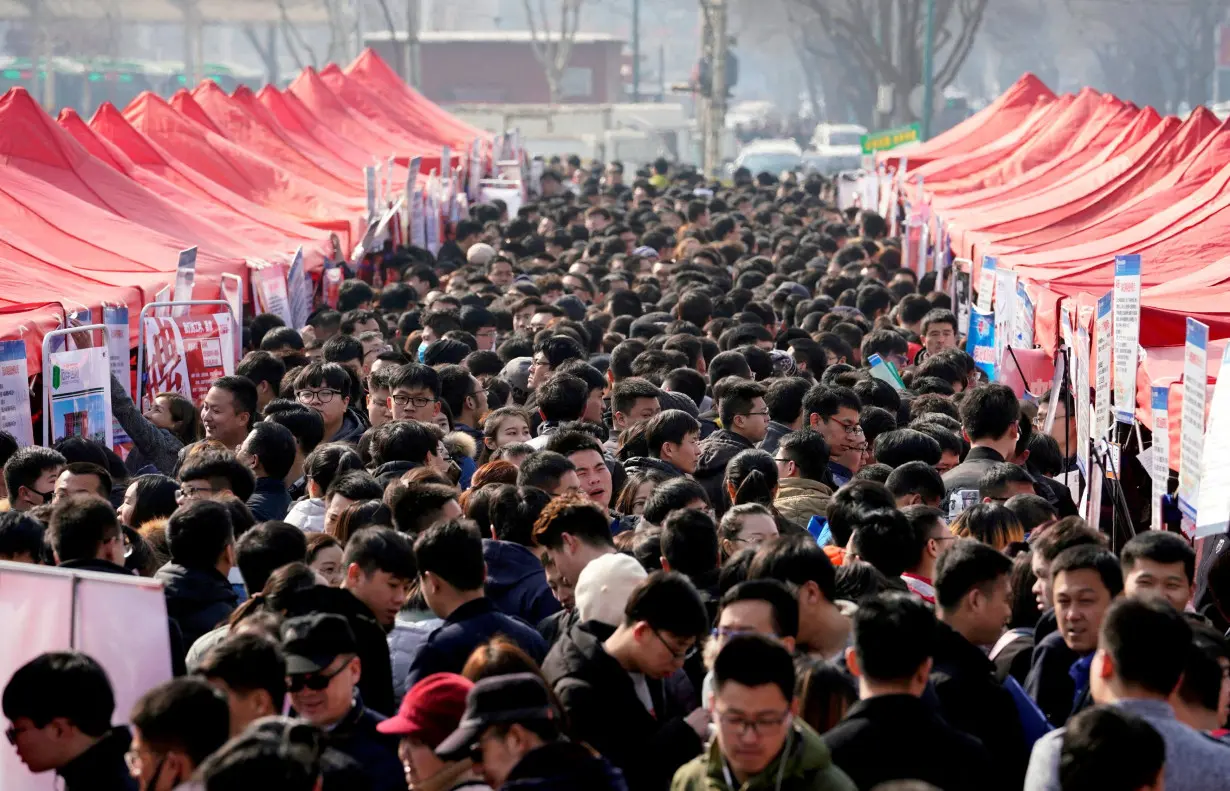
left=523, top=0, right=584, bottom=113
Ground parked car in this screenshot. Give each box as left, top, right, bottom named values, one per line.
left=733, top=139, right=803, bottom=177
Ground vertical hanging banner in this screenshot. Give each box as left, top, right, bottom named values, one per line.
left=976, top=256, right=996, bottom=313
left=385, top=156, right=395, bottom=206
left=49, top=346, right=112, bottom=446
left=965, top=307, right=996, bottom=380
left=324, top=266, right=343, bottom=309
left=364, top=165, right=377, bottom=220
left=1178, top=318, right=1209, bottom=534
left=953, top=259, right=972, bottom=337
left=250, top=264, right=292, bottom=327
left=103, top=306, right=132, bottom=453
left=142, top=315, right=236, bottom=407
left=171, top=247, right=197, bottom=317
left=425, top=180, right=441, bottom=256
left=468, top=138, right=483, bottom=200
left=1196, top=344, right=1230, bottom=538
left=1151, top=386, right=1169, bottom=530
left=1113, top=255, right=1142, bottom=424
left=1093, top=292, right=1113, bottom=441
left=404, top=156, right=423, bottom=227
left=1012, top=281, right=1035, bottom=350
left=219, top=273, right=243, bottom=361
left=0, top=340, right=33, bottom=446
left=993, top=267, right=1017, bottom=381
left=1074, top=323, right=1092, bottom=487
left=153, top=285, right=172, bottom=317
left=285, top=247, right=310, bottom=330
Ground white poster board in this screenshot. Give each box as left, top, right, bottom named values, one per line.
left=1196, top=343, right=1230, bottom=538
left=286, top=247, right=310, bottom=331
left=1113, top=255, right=1141, bottom=424
left=1179, top=318, right=1209, bottom=533
left=1075, top=323, right=1092, bottom=484
left=48, top=346, right=112, bottom=446
left=1151, top=386, right=1170, bottom=531
left=171, top=247, right=197, bottom=318
left=0, top=340, right=33, bottom=446
left=1093, top=292, right=1113, bottom=441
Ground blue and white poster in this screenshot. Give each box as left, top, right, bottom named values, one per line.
left=103, top=305, right=131, bottom=452
left=286, top=246, right=310, bottom=330
left=966, top=306, right=996, bottom=381
left=0, top=340, right=33, bottom=446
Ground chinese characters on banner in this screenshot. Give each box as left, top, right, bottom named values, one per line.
left=0, top=340, right=33, bottom=446
left=1151, top=386, right=1169, bottom=531
left=1093, top=292, right=1113, bottom=442
left=49, top=346, right=112, bottom=447
left=1195, top=344, right=1230, bottom=539
left=142, top=315, right=235, bottom=408
left=965, top=307, right=996, bottom=380
left=103, top=306, right=132, bottom=454
left=251, top=264, right=292, bottom=328
left=1178, top=318, right=1209, bottom=537
left=1112, top=255, right=1142, bottom=424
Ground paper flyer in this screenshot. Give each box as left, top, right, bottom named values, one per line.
left=153, top=285, right=172, bottom=317
left=965, top=307, right=996, bottom=380
left=1075, top=324, right=1091, bottom=480
left=0, top=340, right=33, bottom=446
left=251, top=264, right=292, bottom=328
left=975, top=256, right=996, bottom=314
left=867, top=354, right=906, bottom=391
left=1112, top=255, right=1141, bottom=424
left=286, top=247, right=310, bottom=330
left=1178, top=318, right=1209, bottom=526
left=425, top=186, right=441, bottom=256
left=1196, top=344, right=1230, bottom=538
left=1012, top=281, right=1035, bottom=350
left=171, top=247, right=197, bottom=317
left=992, top=268, right=1017, bottom=381
left=1093, top=292, right=1113, bottom=441
left=49, top=346, right=112, bottom=447
left=1151, top=387, right=1169, bottom=530
left=103, top=306, right=132, bottom=452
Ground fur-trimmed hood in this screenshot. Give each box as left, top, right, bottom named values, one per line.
left=444, top=430, right=479, bottom=460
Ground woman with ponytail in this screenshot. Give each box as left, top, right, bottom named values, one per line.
left=723, top=449, right=807, bottom=536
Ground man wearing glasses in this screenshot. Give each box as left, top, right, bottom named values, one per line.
left=386, top=363, right=442, bottom=423
left=281, top=613, right=403, bottom=791
left=293, top=362, right=365, bottom=444
left=803, top=384, right=864, bottom=488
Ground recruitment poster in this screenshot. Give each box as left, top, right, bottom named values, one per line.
left=251, top=264, right=292, bottom=328
left=965, top=307, right=996, bottom=380
left=1178, top=318, right=1209, bottom=533
left=286, top=247, right=310, bottom=330
left=0, top=340, right=33, bottom=446
left=49, top=346, right=112, bottom=446
left=103, top=306, right=133, bottom=453
left=142, top=314, right=235, bottom=407
left=171, top=247, right=197, bottom=317
left=1151, top=386, right=1169, bottom=531
left=1196, top=343, right=1230, bottom=539
left=1112, top=255, right=1141, bottom=424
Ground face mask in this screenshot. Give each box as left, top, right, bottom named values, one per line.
left=417, top=344, right=427, bottom=363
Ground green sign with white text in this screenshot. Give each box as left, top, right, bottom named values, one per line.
left=861, top=123, right=922, bottom=154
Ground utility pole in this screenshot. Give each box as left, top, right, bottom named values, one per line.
left=696, top=3, right=711, bottom=172
left=705, top=0, right=727, bottom=181
left=659, top=44, right=665, bottom=102
left=406, top=0, right=422, bottom=87
left=921, top=0, right=936, bottom=139
left=631, top=0, right=641, bottom=102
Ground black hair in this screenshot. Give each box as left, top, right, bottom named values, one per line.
left=264, top=406, right=326, bottom=457
left=846, top=508, right=914, bottom=578
left=179, top=452, right=257, bottom=502
left=977, top=462, right=1036, bottom=501
left=873, top=429, right=941, bottom=468
left=322, top=334, right=363, bottom=365
left=0, top=510, right=45, bottom=559
left=624, top=570, right=710, bottom=641
left=712, top=634, right=796, bottom=702
left=2, top=652, right=115, bottom=737
left=488, top=485, right=553, bottom=546
left=885, top=461, right=944, bottom=505
left=643, top=478, right=710, bottom=525
left=826, top=480, right=896, bottom=548
left=661, top=508, right=720, bottom=579
left=389, top=482, right=461, bottom=536
left=337, top=278, right=374, bottom=312
left=211, top=376, right=260, bottom=430
left=717, top=377, right=767, bottom=428
left=662, top=367, right=708, bottom=409
left=748, top=534, right=838, bottom=604
left=1178, top=622, right=1230, bottom=714
left=534, top=335, right=586, bottom=369
left=851, top=592, right=937, bottom=682
left=49, top=494, right=119, bottom=562
left=237, top=351, right=286, bottom=396
left=720, top=579, right=800, bottom=639
left=325, top=471, right=383, bottom=503
left=776, top=430, right=830, bottom=482
left=1031, top=516, right=1107, bottom=563
left=1120, top=530, right=1196, bottom=585
left=343, top=525, right=416, bottom=580
left=860, top=328, right=908, bottom=362
left=131, top=677, right=230, bottom=767
left=387, top=362, right=442, bottom=398
left=196, top=633, right=287, bottom=713
left=516, top=451, right=577, bottom=492
left=242, top=422, right=297, bottom=482
left=4, top=447, right=66, bottom=502
left=1101, top=597, right=1192, bottom=695
left=543, top=430, right=605, bottom=459
left=801, top=384, right=860, bottom=426
left=610, top=340, right=648, bottom=380
left=934, top=538, right=1013, bottom=611
left=531, top=493, right=614, bottom=551
left=921, top=309, right=958, bottom=337
left=293, top=362, right=352, bottom=402
left=726, top=449, right=778, bottom=509
left=369, top=420, right=442, bottom=467
left=236, top=521, right=308, bottom=593
left=1002, top=494, right=1056, bottom=533
left=167, top=499, right=234, bottom=570
left=764, top=377, right=811, bottom=425
left=303, top=444, right=364, bottom=496
left=1051, top=545, right=1124, bottom=597
left=611, top=377, right=661, bottom=418
left=959, top=384, right=1020, bottom=442
left=644, top=410, right=701, bottom=457
left=537, top=373, right=589, bottom=422
left=423, top=338, right=472, bottom=367
left=59, top=461, right=112, bottom=498
left=413, top=520, right=485, bottom=591
left=708, top=350, right=753, bottom=385
left=1059, top=706, right=1165, bottom=791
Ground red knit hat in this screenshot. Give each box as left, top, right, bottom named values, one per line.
left=376, top=672, right=474, bottom=747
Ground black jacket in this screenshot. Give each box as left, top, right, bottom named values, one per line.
left=155, top=563, right=238, bottom=658
left=59, top=558, right=132, bottom=576
left=1024, top=630, right=1082, bottom=727
left=929, top=622, right=1027, bottom=788
left=288, top=586, right=397, bottom=717
left=58, top=726, right=137, bottom=791
left=538, top=607, right=579, bottom=649
left=821, top=694, right=993, bottom=791
left=941, top=446, right=1008, bottom=518
left=405, top=597, right=547, bottom=690
left=758, top=420, right=794, bottom=455
left=540, top=620, right=703, bottom=791
left=502, top=740, right=628, bottom=791
left=621, top=456, right=688, bottom=480
left=247, top=476, right=292, bottom=523
left=483, top=539, right=562, bottom=626
left=324, top=699, right=404, bottom=791
left=694, top=429, right=757, bottom=511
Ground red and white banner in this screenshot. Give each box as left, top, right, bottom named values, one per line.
left=142, top=314, right=235, bottom=408
left=251, top=263, right=292, bottom=327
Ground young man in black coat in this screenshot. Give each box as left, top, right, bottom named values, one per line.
left=154, top=499, right=239, bottom=658
left=694, top=379, right=770, bottom=511
left=541, top=571, right=712, bottom=791
left=822, top=593, right=994, bottom=791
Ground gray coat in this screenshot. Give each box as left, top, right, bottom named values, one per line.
left=110, top=373, right=184, bottom=476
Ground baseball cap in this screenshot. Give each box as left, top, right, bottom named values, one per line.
left=376, top=673, right=474, bottom=745
left=500, top=357, right=533, bottom=392
left=435, top=673, right=556, bottom=761
left=632, top=246, right=660, bottom=261
left=575, top=553, right=648, bottom=627
left=467, top=243, right=497, bottom=266
left=280, top=613, right=357, bottom=675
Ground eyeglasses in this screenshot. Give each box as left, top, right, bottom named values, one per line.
left=390, top=394, right=437, bottom=408
left=714, top=708, right=791, bottom=736
left=651, top=628, right=698, bottom=661
left=772, top=457, right=793, bottom=464
left=741, top=410, right=771, bottom=418
left=711, top=626, right=755, bottom=640
left=287, top=661, right=350, bottom=693
left=176, top=484, right=215, bottom=500
left=828, top=419, right=864, bottom=435
left=4, top=724, right=26, bottom=745
left=296, top=389, right=341, bottom=405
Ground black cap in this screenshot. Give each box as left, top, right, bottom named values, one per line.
left=280, top=613, right=357, bottom=675
left=435, top=673, right=555, bottom=761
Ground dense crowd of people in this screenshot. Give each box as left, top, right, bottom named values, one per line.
left=2, top=156, right=1230, bottom=791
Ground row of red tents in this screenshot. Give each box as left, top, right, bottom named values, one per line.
left=892, top=74, right=1230, bottom=424
left=0, top=49, right=486, bottom=375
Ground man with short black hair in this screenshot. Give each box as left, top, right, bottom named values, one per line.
left=529, top=373, right=589, bottom=448
left=2, top=651, right=135, bottom=790
left=201, top=376, right=258, bottom=450
left=760, top=377, right=811, bottom=455
left=920, top=309, right=959, bottom=360
left=532, top=492, right=617, bottom=589
left=629, top=409, right=701, bottom=478
left=4, top=446, right=66, bottom=512
left=294, top=362, right=366, bottom=444
left=0, top=510, right=45, bottom=563
left=609, top=377, right=662, bottom=451
left=438, top=364, right=487, bottom=444
left=1025, top=598, right=1230, bottom=791
left=873, top=429, right=942, bottom=469
left=1057, top=707, right=1165, bottom=791
left=748, top=535, right=850, bottom=660
left=237, top=422, right=296, bottom=522
left=127, top=677, right=231, bottom=790
left=237, top=351, right=286, bottom=412
left=802, top=385, right=863, bottom=487
left=543, top=571, right=711, bottom=791
left=1120, top=530, right=1196, bottom=612
left=848, top=508, right=915, bottom=578
left=52, top=462, right=112, bottom=504
left=943, top=384, right=1022, bottom=520
left=196, top=633, right=287, bottom=736
left=156, top=500, right=238, bottom=656
left=886, top=461, right=945, bottom=508
left=821, top=594, right=992, bottom=791
left=516, top=451, right=581, bottom=495
left=387, top=363, right=442, bottom=424
left=696, top=378, right=769, bottom=509
left=177, top=452, right=256, bottom=503
left=898, top=505, right=950, bottom=604
left=545, top=431, right=615, bottom=511
left=409, top=520, right=547, bottom=687
left=979, top=462, right=1038, bottom=504
left=49, top=494, right=127, bottom=573
left=528, top=336, right=586, bottom=391
left=772, top=430, right=834, bottom=528
left=932, top=539, right=1027, bottom=785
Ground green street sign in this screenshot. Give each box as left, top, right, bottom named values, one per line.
left=861, top=123, right=922, bottom=154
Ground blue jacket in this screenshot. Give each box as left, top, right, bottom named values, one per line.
left=323, top=698, right=405, bottom=791
left=247, top=476, right=292, bottom=523
left=405, top=597, right=547, bottom=689
left=483, top=539, right=562, bottom=626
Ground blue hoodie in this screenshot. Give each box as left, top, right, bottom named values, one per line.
left=482, top=539, right=562, bottom=626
